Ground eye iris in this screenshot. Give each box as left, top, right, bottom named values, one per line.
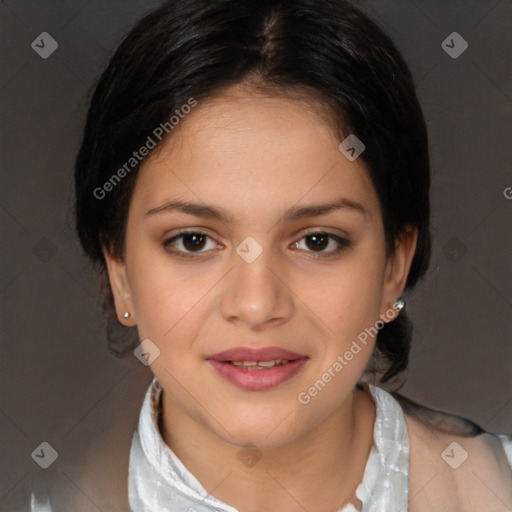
left=183, top=233, right=206, bottom=251
left=306, top=233, right=329, bottom=251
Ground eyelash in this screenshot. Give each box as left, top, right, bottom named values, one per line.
left=162, top=230, right=352, bottom=259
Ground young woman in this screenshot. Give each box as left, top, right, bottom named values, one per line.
left=33, top=0, right=512, bottom=510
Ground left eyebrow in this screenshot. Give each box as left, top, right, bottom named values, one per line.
left=144, top=196, right=369, bottom=222
left=280, top=197, right=369, bottom=222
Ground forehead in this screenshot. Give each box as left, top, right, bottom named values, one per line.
left=132, top=86, right=380, bottom=223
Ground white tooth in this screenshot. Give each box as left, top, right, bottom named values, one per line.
left=256, top=360, right=277, bottom=368
left=231, top=360, right=291, bottom=369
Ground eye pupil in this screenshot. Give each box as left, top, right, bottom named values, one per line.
left=183, top=233, right=206, bottom=251
left=306, top=233, right=329, bottom=251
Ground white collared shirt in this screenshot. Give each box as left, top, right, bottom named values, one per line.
left=128, top=378, right=410, bottom=512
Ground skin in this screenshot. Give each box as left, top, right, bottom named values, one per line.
left=104, top=84, right=418, bottom=512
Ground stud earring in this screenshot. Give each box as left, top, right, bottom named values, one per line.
left=394, top=299, right=405, bottom=312
left=123, top=311, right=130, bottom=319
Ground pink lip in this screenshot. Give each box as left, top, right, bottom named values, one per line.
left=206, top=346, right=309, bottom=391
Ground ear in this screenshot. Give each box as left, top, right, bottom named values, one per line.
left=379, top=225, right=418, bottom=321
left=103, top=248, right=136, bottom=326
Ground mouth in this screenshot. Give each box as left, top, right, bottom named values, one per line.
left=206, top=346, right=309, bottom=391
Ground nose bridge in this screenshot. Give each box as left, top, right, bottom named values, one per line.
left=219, top=240, right=294, bottom=327
left=236, top=247, right=276, bottom=293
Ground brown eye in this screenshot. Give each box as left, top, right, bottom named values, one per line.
left=305, top=233, right=329, bottom=251
left=163, top=231, right=219, bottom=255
left=295, top=232, right=351, bottom=255
left=182, top=233, right=207, bottom=251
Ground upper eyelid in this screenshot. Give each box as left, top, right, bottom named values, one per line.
left=165, top=229, right=347, bottom=240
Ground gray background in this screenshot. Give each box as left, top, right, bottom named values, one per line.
left=1, top=0, right=511, bottom=510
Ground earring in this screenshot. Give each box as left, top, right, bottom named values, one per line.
left=123, top=311, right=130, bottom=319
left=394, top=299, right=405, bottom=312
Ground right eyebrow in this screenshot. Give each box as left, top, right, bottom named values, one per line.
left=145, top=200, right=233, bottom=222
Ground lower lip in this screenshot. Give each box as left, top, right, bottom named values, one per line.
left=208, top=359, right=308, bottom=391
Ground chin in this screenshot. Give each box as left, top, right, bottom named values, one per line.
left=211, top=410, right=305, bottom=450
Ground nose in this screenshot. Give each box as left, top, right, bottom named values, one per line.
left=219, top=247, right=295, bottom=330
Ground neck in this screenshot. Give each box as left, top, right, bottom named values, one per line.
left=160, top=387, right=376, bottom=512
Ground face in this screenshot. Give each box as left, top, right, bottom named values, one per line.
left=105, top=85, right=417, bottom=449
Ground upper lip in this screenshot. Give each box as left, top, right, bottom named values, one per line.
left=207, top=346, right=308, bottom=362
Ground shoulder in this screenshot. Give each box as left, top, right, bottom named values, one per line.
left=391, top=392, right=512, bottom=511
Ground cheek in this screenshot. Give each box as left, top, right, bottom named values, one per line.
left=127, top=252, right=211, bottom=342
left=301, top=249, right=386, bottom=339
